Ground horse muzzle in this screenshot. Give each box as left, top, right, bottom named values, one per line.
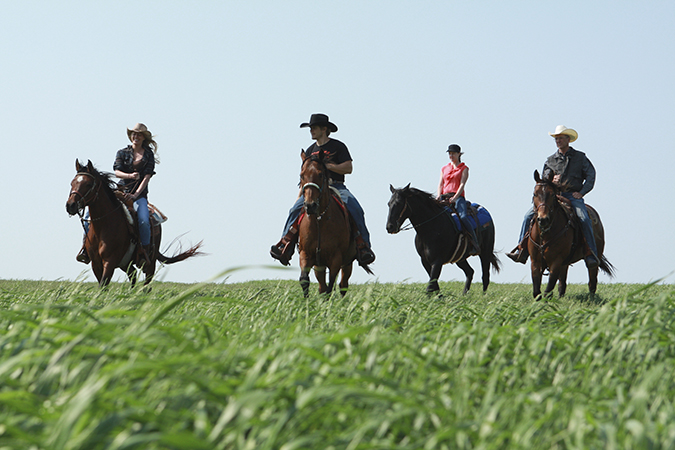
left=386, top=220, right=401, bottom=234
left=303, top=200, right=319, bottom=216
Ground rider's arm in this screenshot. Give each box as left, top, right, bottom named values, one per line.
left=447, top=168, right=469, bottom=204
left=115, top=170, right=138, bottom=180
left=326, top=160, right=352, bottom=175
left=131, top=174, right=152, bottom=200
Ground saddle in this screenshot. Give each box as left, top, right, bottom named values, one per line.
left=114, top=191, right=167, bottom=264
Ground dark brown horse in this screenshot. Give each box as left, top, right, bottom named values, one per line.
left=297, top=151, right=372, bottom=296
left=529, top=170, right=614, bottom=299
left=386, top=184, right=501, bottom=295
left=66, top=160, right=202, bottom=287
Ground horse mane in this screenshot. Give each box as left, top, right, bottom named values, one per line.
left=86, top=164, right=121, bottom=205
left=406, top=187, right=446, bottom=209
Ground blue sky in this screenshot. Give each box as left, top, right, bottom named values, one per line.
left=1, top=1, right=673, bottom=287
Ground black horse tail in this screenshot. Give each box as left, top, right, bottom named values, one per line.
left=359, top=262, right=374, bottom=276
left=599, top=255, right=615, bottom=277
left=157, top=241, right=204, bottom=264
left=490, top=252, right=502, bottom=274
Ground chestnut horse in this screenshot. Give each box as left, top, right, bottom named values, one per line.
left=529, top=170, right=614, bottom=299
left=386, top=184, right=501, bottom=295
left=297, top=151, right=372, bottom=296
left=66, top=160, right=202, bottom=287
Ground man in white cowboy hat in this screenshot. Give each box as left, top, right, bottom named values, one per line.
left=270, top=113, right=375, bottom=267
left=506, top=125, right=599, bottom=269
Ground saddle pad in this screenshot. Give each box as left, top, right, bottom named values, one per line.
left=443, top=203, right=492, bottom=232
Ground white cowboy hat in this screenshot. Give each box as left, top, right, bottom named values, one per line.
left=549, top=125, right=578, bottom=142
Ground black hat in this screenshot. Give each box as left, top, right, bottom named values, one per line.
left=446, top=144, right=462, bottom=154
left=300, top=113, right=338, bottom=133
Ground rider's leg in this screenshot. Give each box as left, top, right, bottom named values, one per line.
left=506, top=206, right=534, bottom=263
left=134, top=197, right=153, bottom=264
left=76, top=209, right=91, bottom=264
left=333, top=184, right=375, bottom=264
left=565, top=194, right=599, bottom=269
left=456, top=197, right=479, bottom=254
left=270, top=197, right=303, bottom=265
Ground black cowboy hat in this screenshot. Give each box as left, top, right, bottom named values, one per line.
left=300, top=113, right=338, bottom=133
left=446, top=144, right=463, bottom=154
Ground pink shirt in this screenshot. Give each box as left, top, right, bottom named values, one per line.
left=440, top=162, right=468, bottom=196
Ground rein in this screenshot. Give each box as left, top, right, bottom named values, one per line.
left=529, top=184, right=574, bottom=262
left=71, top=171, right=124, bottom=225
left=301, top=163, right=331, bottom=265
left=396, top=196, right=447, bottom=232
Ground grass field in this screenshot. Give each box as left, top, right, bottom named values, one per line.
left=0, top=277, right=674, bottom=449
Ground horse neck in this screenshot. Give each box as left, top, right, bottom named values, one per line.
left=87, top=183, right=124, bottom=224
left=406, top=195, right=443, bottom=227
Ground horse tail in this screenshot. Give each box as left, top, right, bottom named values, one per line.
left=359, top=262, right=374, bottom=275
left=490, top=252, right=502, bottom=274
left=599, top=255, right=615, bottom=278
left=157, top=241, right=204, bottom=264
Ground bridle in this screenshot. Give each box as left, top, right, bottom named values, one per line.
left=301, top=162, right=330, bottom=219
left=69, top=172, right=101, bottom=218
left=529, top=182, right=572, bottom=255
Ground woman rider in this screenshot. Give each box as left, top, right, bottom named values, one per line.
left=437, top=144, right=479, bottom=254
left=76, top=123, right=158, bottom=265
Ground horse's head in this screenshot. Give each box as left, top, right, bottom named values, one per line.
left=386, top=183, right=411, bottom=234
left=66, top=159, right=100, bottom=216
left=300, top=150, right=329, bottom=216
left=532, top=170, right=559, bottom=233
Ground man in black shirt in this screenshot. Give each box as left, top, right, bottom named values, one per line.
left=270, top=114, right=375, bottom=267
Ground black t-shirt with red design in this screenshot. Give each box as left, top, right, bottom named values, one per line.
left=304, top=138, right=352, bottom=183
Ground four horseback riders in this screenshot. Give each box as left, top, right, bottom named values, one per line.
left=69, top=118, right=608, bottom=290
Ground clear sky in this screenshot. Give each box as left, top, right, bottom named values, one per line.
left=1, top=1, right=673, bottom=287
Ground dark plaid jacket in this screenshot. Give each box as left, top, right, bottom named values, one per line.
left=113, top=146, right=156, bottom=198
left=542, top=147, right=595, bottom=197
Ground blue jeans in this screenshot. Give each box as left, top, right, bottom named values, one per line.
left=455, top=197, right=478, bottom=241
left=518, top=193, right=597, bottom=255
left=282, top=183, right=371, bottom=247
left=82, top=197, right=151, bottom=246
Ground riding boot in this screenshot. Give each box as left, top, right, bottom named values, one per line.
left=270, top=226, right=298, bottom=266
left=76, top=245, right=90, bottom=264
left=466, top=230, right=480, bottom=256
left=138, top=244, right=154, bottom=268
left=355, top=235, right=376, bottom=265
left=582, top=242, right=599, bottom=269
left=506, top=237, right=529, bottom=264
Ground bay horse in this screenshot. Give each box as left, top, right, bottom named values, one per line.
left=297, top=150, right=372, bottom=297
left=386, top=184, right=501, bottom=295
left=66, top=159, right=202, bottom=287
left=529, top=170, right=614, bottom=299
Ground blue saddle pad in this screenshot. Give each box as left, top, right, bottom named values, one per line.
left=443, top=203, right=492, bottom=232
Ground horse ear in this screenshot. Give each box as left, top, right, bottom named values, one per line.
left=301, top=149, right=306, bottom=161
left=76, top=159, right=83, bottom=171
left=390, top=184, right=395, bottom=193
left=404, top=183, right=411, bottom=191
left=534, top=170, right=541, bottom=183
left=87, top=160, right=95, bottom=173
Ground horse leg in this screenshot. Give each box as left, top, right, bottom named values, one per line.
left=588, top=265, right=599, bottom=294
left=299, top=267, right=311, bottom=297
left=314, top=267, right=328, bottom=294
left=426, top=261, right=443, bottom=294
left=558, top=265, right=569, bottom=297
left=479, top=253, right=491, bottom=292
left=531, top=262, right=543, bottom=299
left=543, top=264, right=561, bottom=298
left=126, top=266, right=138, bottom=288
left=455, top=259, right=475, bottom=294
left=99, top=261, right=116, bottom=288
left=339, top=263, right=353, bottom=296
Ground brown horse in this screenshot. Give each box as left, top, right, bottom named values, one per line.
left=529, top=170, right=614, bottom=299
left=66, top=159, right=202, bottom=287
left=297, top=150, right=372, bottom=296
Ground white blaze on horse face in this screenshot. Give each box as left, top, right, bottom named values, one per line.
left=77, top=175, right=84, bottom=183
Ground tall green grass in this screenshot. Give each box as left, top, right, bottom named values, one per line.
left=0, top=279, right=674, bottom=449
